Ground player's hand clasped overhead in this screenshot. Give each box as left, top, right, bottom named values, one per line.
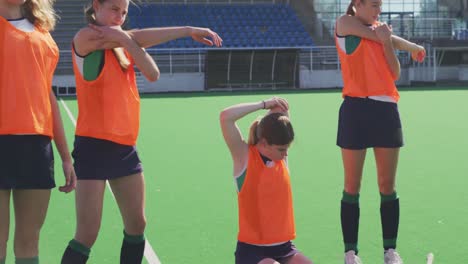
left=263, top=97, right=290, bottom=113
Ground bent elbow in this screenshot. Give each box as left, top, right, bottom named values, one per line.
left=219, top=111, right=228, bottom=123
left=219, top=110, right=233, bottom=124
left=146, top=70, right=160, bottom=82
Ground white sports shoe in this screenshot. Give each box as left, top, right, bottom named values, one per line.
left=345, top=250, right=363, bottom=264
left=384, top=249, right=404, bottom=264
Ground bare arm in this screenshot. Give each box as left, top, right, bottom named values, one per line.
left=382, top=39, right=401, bottom=80
left=220, top=97, right=288, bottom=174
left=49, top=92, right=76, bottom=193
left=73, top=27, right=120, bottom=56
left=220, top=101, right=262, bottom=169
left=119, top=34, right=160, bottom=82
left=376, top=25, right=401, bottom=80
left=337, top=15, right=426, bottom=62
left=127, top=26, right=223, bottom=48
left=74, top=26, right=160, bottom=81
left=337, top=15, right=381, bottom=41
left=392, top=35, right=426, bottom=62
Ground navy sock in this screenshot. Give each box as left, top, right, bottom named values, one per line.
left=61, top=239, right=90, bottom=264
left=380, top=192, right=400, bottom=250
left=15, top=257, right=38, bottom=264
left=120, top=230, right=145, bottom=264
left=341, top=191, right=360, bottom=253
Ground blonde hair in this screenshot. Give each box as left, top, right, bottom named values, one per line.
left=23, top=0, right=57, bottom=31
left=85, top=0, right=131, bottom=70
left=248, top=113, right=294, bottom=146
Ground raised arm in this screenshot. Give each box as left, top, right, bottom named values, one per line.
left=73, top=26, right=121, bottom=56
left=337, top=14, right=381, bottom=42
left=392, top=35, right=426, bottom=62
left=220, top=97, right=288, bottom=172
left=119, top=32, right=160, bottom=82
left=126, top=26, right=223, bottom=48
left=74, top=25, right=160, bottom=82
left=337, top=15, right=426, bottom=62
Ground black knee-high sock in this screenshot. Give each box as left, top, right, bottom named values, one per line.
left=61, top=239, right=90, bottom=264
left=341, top=191, right=360, bottom=253
left=120, top=231, right=145, bottom=264
left=380, top=192, right=400, bottom=251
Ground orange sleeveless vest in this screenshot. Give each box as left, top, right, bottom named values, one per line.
left=335, top=33, right=400, bottom=102
left=0, top=17, right=58, bottom=137
left=237, top=146, right=296, bottom=244
left=72, top=47, right=140, bottom=146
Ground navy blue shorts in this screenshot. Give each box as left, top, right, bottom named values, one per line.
left=72, top=136, right=143, bottom=180
left=235, top=241, right=299, bottom=264
left=0, top=135, right=55, bottom=189
left=337, top=97, right=404, bottom=149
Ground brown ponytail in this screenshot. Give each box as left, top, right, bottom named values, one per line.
left=248, top=120, right=260, bottom=145
left=85, top=0, right=130, bottom=70
left=346, top=2, right=356, bottom=16
left=85, top=4, right=96, bottom=24
left=248, top=113, right=294, bottom=146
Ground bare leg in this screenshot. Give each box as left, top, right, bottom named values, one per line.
left=0, top=190, right=11, bottom=259
left=13, top=189, right=51, bottom=258
left=341, top=149, right=367, bottom=194
left=109, top=173, right=146, bottom=264
left=73, top=180, right=106, bottom=248
left=285, top=252, right=314, bottom=264
left=374, top=148, right=399, bottom=195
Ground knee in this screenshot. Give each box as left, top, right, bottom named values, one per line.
left=75, top=227, right=100, bottom=248
left=125, top=216, right=146, bottom=235
left=344, top=176, right=362, bottom=194
left=14, top=235, right=38, bottom=256
left=378, top=179, right=395, bottom=195
left=344, top=183, right=361, bottom=195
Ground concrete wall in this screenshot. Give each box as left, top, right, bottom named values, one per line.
left=52, top=73, right=205, bottom=94
left=53, top=66, right=464, bottom=94
left=138, top=73, right=205, bottom=93
left=299, top=68, right=411, bottom=89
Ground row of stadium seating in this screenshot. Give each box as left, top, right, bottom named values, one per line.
left=128, top=4, right=314, bottom=48
left=454, top=29, right=468, bottom=40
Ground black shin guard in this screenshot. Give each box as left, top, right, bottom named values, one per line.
left=61, top=246, right=89, bottom=264
left=120, top=237, right=145, bottom=264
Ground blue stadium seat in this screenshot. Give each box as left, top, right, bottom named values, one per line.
left=128, top=3, right=315, bottom=49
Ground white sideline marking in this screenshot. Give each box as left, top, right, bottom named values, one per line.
left=426, top=253, right=434, bottom=264
left=60, top=98, right=162, bottom=264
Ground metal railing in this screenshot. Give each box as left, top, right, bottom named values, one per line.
left=313, top=0, right=460, bottom=19
left=299, top=46, right=412, bottom=71
left=147, top=49, right=206, bottom=74
left=321, top=17, right=461, bottom=40
left=139, top=0, right=290, bottom=4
